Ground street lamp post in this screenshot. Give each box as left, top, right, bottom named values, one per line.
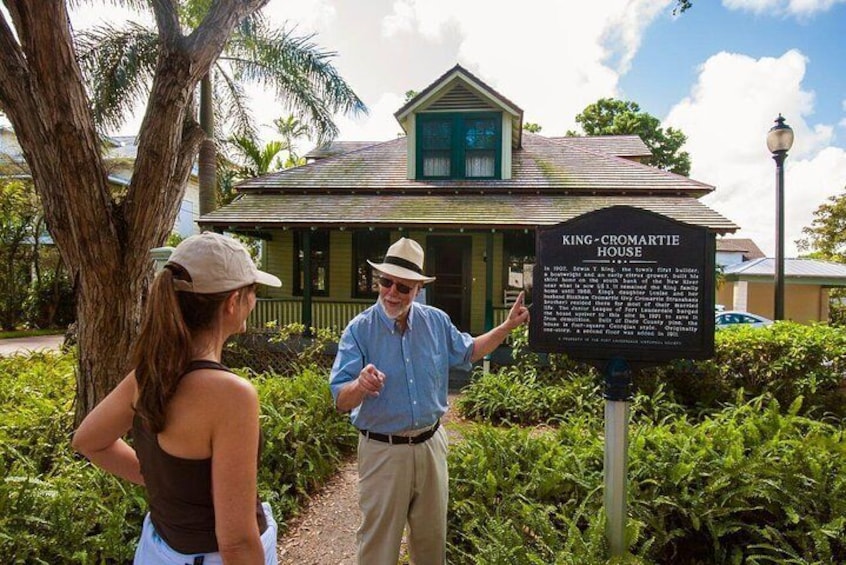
left=766, top=115, right=794, bottom=321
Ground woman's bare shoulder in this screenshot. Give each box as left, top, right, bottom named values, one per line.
left=178, top=367, right=258, bottom=409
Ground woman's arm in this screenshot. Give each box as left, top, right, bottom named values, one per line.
left=211, top=376, right=265, bottom=563
left=72, top=373, right=144, bottom=485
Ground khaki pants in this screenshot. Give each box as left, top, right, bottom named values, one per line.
left=356, top=426, right=448, bottom=565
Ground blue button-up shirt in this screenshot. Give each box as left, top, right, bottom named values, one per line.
left=329, top=301, right=474, bottom=434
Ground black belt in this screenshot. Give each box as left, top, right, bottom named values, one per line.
left=360, top=420, right=440, bottom=445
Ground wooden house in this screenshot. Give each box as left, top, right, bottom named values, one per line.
left=199, top=65, right=737, bottom=334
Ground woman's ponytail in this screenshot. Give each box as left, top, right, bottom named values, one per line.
left=132, top=267, right=193, bottom=433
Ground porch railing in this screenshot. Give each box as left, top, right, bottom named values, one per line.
left=493, top=307, right=510, bottom=327
left=313, top=301, right=372, bottom=331
left=250, top=298, right=371, bottom=332
left=252, top=299, right=514, bottom=334
left=250, top=298, right=301, bottom=330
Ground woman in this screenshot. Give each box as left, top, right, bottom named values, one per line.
left=73, top=232, right=281, bottom=564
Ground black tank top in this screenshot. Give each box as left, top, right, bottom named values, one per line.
left=132, top=359, right=267, bottom=554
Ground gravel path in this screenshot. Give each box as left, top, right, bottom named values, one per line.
left=277, top=394, right=464, bottom=564
left=277, top=458, right=359, bottom=565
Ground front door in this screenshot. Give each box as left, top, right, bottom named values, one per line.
left=426, top=236, right=471, bottom=332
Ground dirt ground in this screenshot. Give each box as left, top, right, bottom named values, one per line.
left=277, top=395, right=463, bottom=564
left=277, top=458, right=359, bottom=565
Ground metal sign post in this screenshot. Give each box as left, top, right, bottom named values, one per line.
left=603, top=357, right=633, bottom=557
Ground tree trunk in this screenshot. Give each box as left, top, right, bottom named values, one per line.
left=199, top=73, right=217, bottom=217
left=73, top=260, right=148, bottom=422
left=0, top=0, right=269, bottom=424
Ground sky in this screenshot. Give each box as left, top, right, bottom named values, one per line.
left=36, top=1, right=846, bottom=257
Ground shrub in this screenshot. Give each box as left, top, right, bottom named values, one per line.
left=456, top=366, right=603, bottom=426
left=0, top=353, right=144, bottom=562
left=448, top=424, right=608, bottom=564
left=464, top=323, right=846, bottom=425
left=448, top=396, right=846, bottom=564
left=23, top=268, right=75, bottom=329
left=0, top=351, right=355, bottom=561
left=628, top=395, right=846, bottom=563
left=637, top=322, right=846, bottom=419
left=252, top=367, right=357, bottom=523
left=223, top=323, right=339, bottom=376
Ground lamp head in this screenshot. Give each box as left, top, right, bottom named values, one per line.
left=767, top=114, right=794, bottom=154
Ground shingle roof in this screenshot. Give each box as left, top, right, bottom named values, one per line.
left=304, top=141, right=380, bottom=160
left=234, top=132, right=714, bottom=196
left=724, top=258, right=846, bottom=285
left=199, top=192, right=737, bottom=232
left=547, top=135, right=652, bottom=159
left=716, top=238, right=765, bottom=259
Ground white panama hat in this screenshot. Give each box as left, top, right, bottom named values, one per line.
left=367, top=237, right=436, bottom=284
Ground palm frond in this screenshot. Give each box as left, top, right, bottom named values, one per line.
left=75, top=22, right=159, bottom=132
left=221, top=21, right=367, bottom=144
left=69, top=0, right=149, bottom=11
left=211, top=64, right=257, bottom=141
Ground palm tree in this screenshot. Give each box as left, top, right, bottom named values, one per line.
left=77, top=7, right=366, bottom=215
left=273, top=114, right=310, bottom=167
left=229, top=135, right=285, bottom=178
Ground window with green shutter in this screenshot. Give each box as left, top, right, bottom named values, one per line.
left=294, top=230, right=329, bottom=297
left=417, top=112, right=501, bottom=180
left=352, top=229, right=390, bottom=298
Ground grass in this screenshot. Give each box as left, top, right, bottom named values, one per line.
left=0, top=328, right=65, bottom=339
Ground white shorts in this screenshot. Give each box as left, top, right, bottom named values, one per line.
left=133, top=502, right=278, bottom=564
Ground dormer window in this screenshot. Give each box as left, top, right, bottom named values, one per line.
left=417, top=112, right=501, bottom=180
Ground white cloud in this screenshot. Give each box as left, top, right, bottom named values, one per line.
left=262, top=0, right=337, bottom=34
left=379, top=0, right=672, bottom=135
left=724, top=0, right=846, bottom=16
left=666, top=49, right=846, bottom=257
left=333, top=92, right=407, bottom=142
left=68, top=4, right=152, bottom=30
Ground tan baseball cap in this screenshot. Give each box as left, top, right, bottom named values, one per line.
left=167, top=232, right=281, bottom=293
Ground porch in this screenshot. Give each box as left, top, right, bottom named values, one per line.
left=250, top=297, right=512, bottom=332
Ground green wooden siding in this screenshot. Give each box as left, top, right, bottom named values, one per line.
left=259, top=228, right=517, bottom=335
left=263, top=231, right=293, bottom=298
left=330, top=230, right=352, bottom=299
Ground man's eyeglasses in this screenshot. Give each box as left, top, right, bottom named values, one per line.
left=378, top=276, right=413, bottom=295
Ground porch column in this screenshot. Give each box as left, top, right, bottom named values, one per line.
left=302, top=229, right=313, bottom=332
left=485, top=231, right=494, bottom=331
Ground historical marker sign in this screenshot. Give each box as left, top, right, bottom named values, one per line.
left=529, top=206, right=715, bottom=362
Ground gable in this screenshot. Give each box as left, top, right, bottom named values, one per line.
left=397, top=66, right=523, bottom=176
left=419, top=82, right=498, bottom=113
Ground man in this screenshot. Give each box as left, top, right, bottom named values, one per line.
left=330, top=237, right=529, bottom=565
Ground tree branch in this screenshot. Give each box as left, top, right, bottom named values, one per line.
left=185, top=0, right=270, bottom=81
left=149, top=0, right=182, bottom=45
left=0, top=6, right=33, bottom=119
left=0, top=1, right=117, bottom=273
left=124, top=0, right=268, bottom=253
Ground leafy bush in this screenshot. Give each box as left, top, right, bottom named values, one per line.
left=23, top=267, right=75, bottom=329
left=253, top=366, right=357, bottom=522
left=458, top=345, right=685, bottom=428
left=448, top=396, right=846, bottom=564
left=0, top=353, right=144, bottom=562
left=628, top=395, right=846, bottom=563
left=448, top=423, right=609, bottom=564
left=456, top=366, right=603, bottom=426
left=224, top=323, right=339, bottom=376
left=462, top=322, right=846, bottom=425
left=637, top=322, right=846, bottom=419
left=0, top=351, right=354, bottom=561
